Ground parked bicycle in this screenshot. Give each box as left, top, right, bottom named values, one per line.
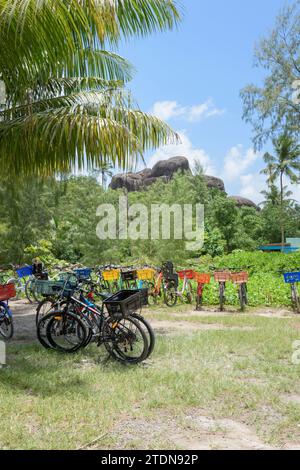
left=282, top=271, right=300, bottom=313
left=212, top=268, right=232, bottom=312
left=0, top=283, right=16, bottom=340
left=194, top=272, right=211, bottom=311
left=164, top=270, right=193, bottom=307
left=35, top=276, right=154, bottom=364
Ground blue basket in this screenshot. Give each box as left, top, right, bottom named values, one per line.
left=74, top=268, right=92, bottom=280
left=16, top=265, right=33, bottom=278
left=283, top=272, right=300, bottom=284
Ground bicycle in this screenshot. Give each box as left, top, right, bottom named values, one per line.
left=194, top=272, right=211, bottom=311
left=212, top=268, right=232, bottom=312
left=230, top=270, right=249, bottom=311
left=164, top=270, right=194, bottom=307
left=0, top=283, right=16, bottom=340
left=282, top=271, right=300, bottom=313
left=35, top=277, right=152, bottom=363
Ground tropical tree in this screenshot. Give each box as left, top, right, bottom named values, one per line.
left=261, top=134, right=300, bottom=247
left=0, top=0, right=181, bottom=176
left=241, top=2, right=300, bottom=148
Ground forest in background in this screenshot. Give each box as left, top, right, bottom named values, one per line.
left=0, top=171, right=299, bottom=267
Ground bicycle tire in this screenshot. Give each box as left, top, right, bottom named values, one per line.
left=131, top=313, right=155, bottom=359
left=291, top=284, right=300, bottom=313
left=219, top=282, right=225, bottom=311
left=46, top=311, right=88, bottom=353
left=0, top=303, right=14, bottom=340
left=101, top=315, right=149, bottom=364
left=164, top=282, right=177, bottom=307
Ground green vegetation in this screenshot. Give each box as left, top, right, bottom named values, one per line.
left=1, top=310, right=300, bottom=449
left=0, top=173, right=299, bottom=267
left=0, top=1, right=180, bottom=175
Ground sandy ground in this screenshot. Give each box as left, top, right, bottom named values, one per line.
left=8, top=300, right=297, bottom=343
left=6, top=300, right=300, bottom=450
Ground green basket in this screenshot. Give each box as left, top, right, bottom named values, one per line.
left=34, top=280, right=77, bottom=296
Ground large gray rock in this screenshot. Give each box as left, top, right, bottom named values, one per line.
left=204, top=175, right=226, bottom=192
left=229, top=196, right=260, bottom=211
left=108, top=156, right=227, bottom=194
left=151, top=156, right=191, bottom=178
left=109, top=156, right=191, bottom=192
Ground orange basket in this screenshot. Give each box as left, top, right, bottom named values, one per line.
left=194, top=273, right=211, bottom=284
left=0, top=283, right=16, bottom=301
left=231, top=272, right=249, bottom=284
left=177, top=270, right=195, bottom=280
left=214, top=271, right=231, bottom=282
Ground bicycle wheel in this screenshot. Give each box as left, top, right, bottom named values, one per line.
left=131, top=313, right=155, bottom=359
left=37, top=311, right=55, bottom=349
left=185, top=281, right=194, bottom=304
left=101, top=315, right=149, bottom=364
left=196, top=284, right=204, bottom=311
left=164, top=282, right=177, bottom=307
left=291, top=284, right=300, bottom=313
left=0, top=303, right=14, bottom=340
left=25, top=278, right=37, bottom=303
left=219, top=282, right=226, bottom=311
left=46, top=311, right=88, bottom=353
left=238, top=283, right=247, bottom=311
left=36, top=298, right=61, bottom=326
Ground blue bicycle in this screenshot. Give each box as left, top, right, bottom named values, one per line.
left=283, top=271, right=300, bottom=313
left=0, top=284, right=16, bottom=340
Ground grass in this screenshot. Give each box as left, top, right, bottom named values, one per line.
left=1, top=307, right=300, bottom=449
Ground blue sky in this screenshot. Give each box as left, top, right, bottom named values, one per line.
left=118, top=0, right=299, bottom=204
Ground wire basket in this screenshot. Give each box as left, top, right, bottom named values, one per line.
left=34, top=280, right=77, bottom=297
left=16, top=265, right=33, bottom=278
left=137, top=268, right=155, bottom=281
left=102, top=269, right=120, bottom=281
left=214, top=271, right=231, bottom=282
left=194, top=273, right=211, bottom=284
left=103, top=290, right=142, bottom=316
left=231, top=272, right=249, bottom=284
left=283, top=272, right=300, bottom=284
left=74, top=268, right=92, bottom=280
left=177, top=270, right=195, bottom=280
left=0, top=283, right=16, bottom=301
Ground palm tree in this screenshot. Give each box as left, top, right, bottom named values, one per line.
left=0, top=0, right=181, bottom=176
left=261, top=134, right=300, bottom=247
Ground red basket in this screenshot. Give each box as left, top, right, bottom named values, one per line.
left=0, top=283, right=16, bottom=301
left=214, top=271, right=231, bottom=282
left=194, top=273, right=211, bottom=284
left=177, top=270, right=195, bottom=280
left=231, top=272, right=249, bottom=284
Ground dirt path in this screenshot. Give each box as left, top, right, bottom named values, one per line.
left=7, top=300, right=296, bottom=344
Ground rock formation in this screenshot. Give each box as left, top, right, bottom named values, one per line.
left=229, top=196, right=260, bottom=211
left=109, top=156, right=258, bottom=209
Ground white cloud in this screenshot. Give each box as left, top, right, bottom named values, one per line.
left=148, top=130, right=215, bottom=174
left=151, top=99, right=225, bottom=123
left=223, top=145, right=260, bottom=182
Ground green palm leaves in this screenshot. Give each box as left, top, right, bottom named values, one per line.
left=0, top=1, right=181, bottom=175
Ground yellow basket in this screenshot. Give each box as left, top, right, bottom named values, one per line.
left=102, top=269, right=120, bottom=281
left=137, top=268, right=156, bottom=281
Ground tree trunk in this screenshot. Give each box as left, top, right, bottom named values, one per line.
left=280, top=171, right=285, bottom=251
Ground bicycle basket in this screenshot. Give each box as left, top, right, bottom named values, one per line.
left=231, top=272, right=249, bottom=284
left=0, top=283, right=16, bottom=301
left=34, top=280, right=77, bottom=297
left=137, top=268, right=155, bottom=281
left=103, top=290, right=142, bottom=316
left=214, top=271, right=231, bottom=282
left=74, top=268, right=92, bottom=280
left=177, top=270, right=195, bottom=280
left=283, top=272, right=300, bottom=284
left=194, top=273, right=211, bottom=284
left=16, top=265, right=33, bottom=278
left=102, top=269, right=120, bottom=281
left=57, top=272, right=78, bottom=284
left=121, top=270, right=137, bottom=281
